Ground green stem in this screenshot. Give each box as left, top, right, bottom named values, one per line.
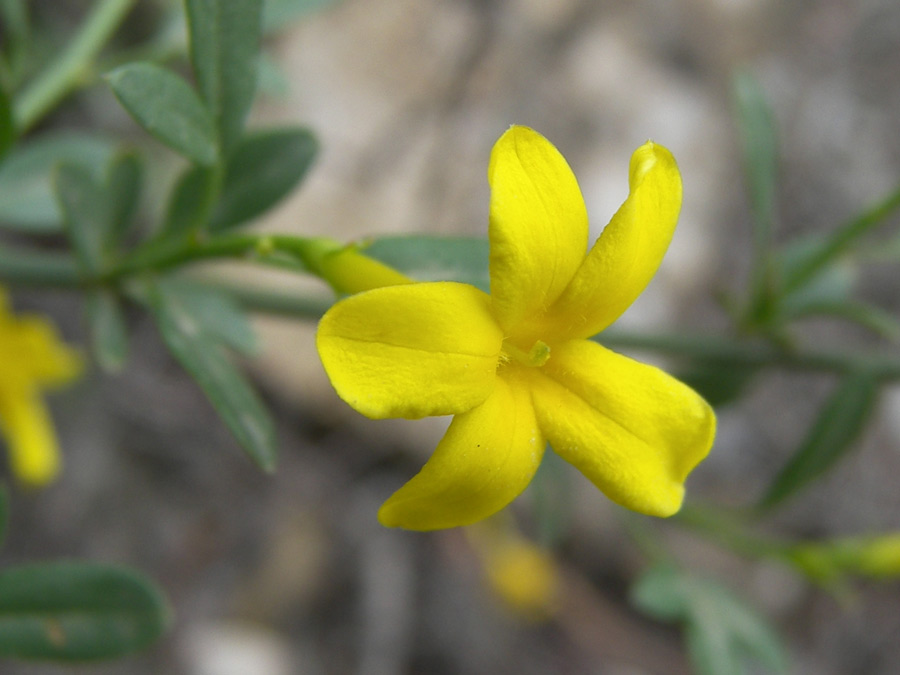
left=14, top=0, right=136, bottom=132
left=4, top=235, right=900, bottom=382
left=674, top=502, right=791, bottom=560
left=105, top=233, right=339, bottom=279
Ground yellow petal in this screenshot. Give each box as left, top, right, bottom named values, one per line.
left=488, top=126, right=588, bottom=334
left=0, top=386, right=61, bottom=486
left=531, top=339, right=714, bottom=517
left=317, top=282, right=503, bottom=419
left=546, top=142, right=682, bottom=338
left=15, top=316, right=83, bottom=385
left=378, top=371, right=544, bottom=530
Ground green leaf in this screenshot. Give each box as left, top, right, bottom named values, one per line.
left=161, top=164, right=218, bottom=236
left=0, top=85, right=14, bottom=160
left=209, top=127, right=318, bottom=230
left=0, top=133, right=117, bottom=232
left=0, top=562, right=169, bottom=661
left=55, top=162, right=112, bottom=274
left=263, top=0, right=335, bottom=32
left=106, top=62, right=217, bottom=166
left=149, top=281, right=275, bottom=471
left=86, top=290, right=129, bottom=373
left=363, top=235, right=490, bottom=292
left=733, top=70, right=778, bottom=247
left=0, top=0, right=29, bottom=81
left=155, top=279, right=257, bottom=355
left=186, top=0, right=263, bottom=155
left=760, top=368, right=879, bottom=509
left=677, top=360, right=758, bottom=408
left=257, top=53, right=290, bottom=98
left=632, top=565, right=787, bottom=675
left=108, top=151, right=142, bottom=239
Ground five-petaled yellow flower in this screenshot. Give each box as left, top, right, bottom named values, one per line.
left=317, top=126, right=715, bottom=531
left=0, top=288, right=81, bottom=486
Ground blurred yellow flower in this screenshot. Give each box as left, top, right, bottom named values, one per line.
left=469, top=518, right=560, bottom=621
left=317, top=126, right=715, bottom=530
left=0, top=289, right=81, bottom=485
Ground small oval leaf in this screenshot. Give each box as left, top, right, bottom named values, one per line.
left=0, top=562, right=169, bottom=661
left=86, top=289, right=129, bottom=373
left=106, top=63, right=217, bottom=166
left=0, top=133, right=117, bottom=232
left=209, top=127, right=318, bottom=230
left=186, top=0, right=263, bottom=154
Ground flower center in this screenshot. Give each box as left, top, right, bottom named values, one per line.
left=503, top=339, right=551, bottom=368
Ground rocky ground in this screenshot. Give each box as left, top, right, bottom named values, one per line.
left=5, top=0, right=900, bottom=673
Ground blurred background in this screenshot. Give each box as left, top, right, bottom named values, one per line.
left=5, top=0, right=900, bottom=673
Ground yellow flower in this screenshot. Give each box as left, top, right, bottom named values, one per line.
left=317, top=126, right=715, bottom=530
left=468, top=516, right=560, bottom=621
left=0, top=288, right=81, bottom=485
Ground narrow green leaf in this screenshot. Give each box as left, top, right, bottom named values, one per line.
left=733, top=70, right=778, bottom=320
left=155, top=279, right=257, bottom=355
left=86, top=290, right=129, bottom=373
left=0, top=0, right=29, bottom=81
left=209, top=127, right=318, bottom=230
left=0, top=85, right=14, bottom=160
left=263, top=0, right=335, bottom=32
left=55, top=163, right=111, bottom=274
left=782, top=185, right=900, bottom=293
left=161, top=164, right=218, bottom=236
left=106, top=62, right=217, bottom=166
left=150, top=282, right=276, bottom=471
left=733, top=70, right=778, bottom=244
left=186, top=0, right=263, bottom=155
left=760, top=369, right=880, bottom=509
left=107, top=151, right=142, bottom=239
left=363, top=235, right=490, bottom=292
left=0, top=562, right=169, bottom=661
left=0, top=133, right=116, bottom=232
